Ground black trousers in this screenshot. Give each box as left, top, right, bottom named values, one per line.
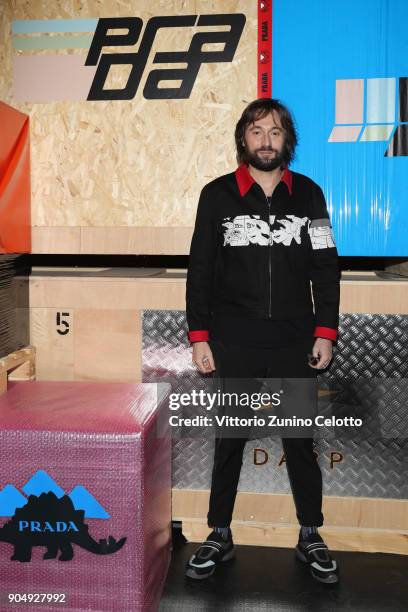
left=206, top=337, right=324, bottom=528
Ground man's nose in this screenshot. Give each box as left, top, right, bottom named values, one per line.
left=261, top=132, right=272, bottom=148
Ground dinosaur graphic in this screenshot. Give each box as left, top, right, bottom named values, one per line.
left=0, top=492, right=126, bottom=562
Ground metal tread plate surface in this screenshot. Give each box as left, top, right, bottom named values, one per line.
left=142, top=311, right=408, bottom=499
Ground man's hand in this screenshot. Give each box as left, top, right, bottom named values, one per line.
left=308, top=337, right=333, bottom=369
left=192, top=341, right=216, bottom=374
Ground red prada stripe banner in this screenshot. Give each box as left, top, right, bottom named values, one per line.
left=258, top=0, right=272, bottom=98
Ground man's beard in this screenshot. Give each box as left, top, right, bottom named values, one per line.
left=246, top=147, right=286, bottom=172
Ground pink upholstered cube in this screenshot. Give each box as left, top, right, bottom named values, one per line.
left=0, top=381, right=171, bottom=611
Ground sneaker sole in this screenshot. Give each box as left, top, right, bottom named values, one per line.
left=185, top=545, right=236, bottom=580
left=295, top=546, right=339, bottom=584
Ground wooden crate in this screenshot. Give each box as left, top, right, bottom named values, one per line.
left=172, top=489, right=408, bottom=555
left=0, top=345, right=36, bottom=394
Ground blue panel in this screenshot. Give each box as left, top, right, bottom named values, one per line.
left=272, top=0, right=408, bottom=255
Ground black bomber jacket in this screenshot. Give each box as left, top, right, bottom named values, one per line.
left=186, top=163, right=340, bottom=344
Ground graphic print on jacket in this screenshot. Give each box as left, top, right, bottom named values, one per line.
left=222, top=215, right=336, bottom=248
left=222, top=214, right=313, bottom=247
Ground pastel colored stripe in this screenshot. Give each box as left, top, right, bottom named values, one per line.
left=359, top=124, right=394, bottom=142
left=12, top=55, right=97, bottom=102
left=13, top=34, right=93, bottom=50
left=12, top=19, right=98, bottom=34
left=366, top=78, right=396, bottom=124
left=335, top=79, right=364, bottom=125
left=328, top=125, right=362, bottom=142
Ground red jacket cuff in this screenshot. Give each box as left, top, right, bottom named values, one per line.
left=188, top=330, right=210, bottom=343
left=313, top=326, right=337, bottom=341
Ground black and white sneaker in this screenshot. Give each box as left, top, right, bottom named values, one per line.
left=295, top=532, right=339, bottom=584
left=185, top=530, right=235, bottom=580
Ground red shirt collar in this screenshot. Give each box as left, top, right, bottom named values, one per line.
left=235, top=163, right=293, bottom=197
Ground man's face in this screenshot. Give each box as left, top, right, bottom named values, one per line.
left=243, top=111, right=286, bottom=172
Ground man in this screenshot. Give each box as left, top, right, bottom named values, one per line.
left=185, top=98, right=340, bottom=584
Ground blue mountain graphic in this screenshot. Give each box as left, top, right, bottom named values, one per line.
left=0, top=485, right=28, bottom=517
left=68, top=486, right=110, bottom=519
left=3, top=471, right=110, bottom=520
left=22, top=470, right=65, bottom=498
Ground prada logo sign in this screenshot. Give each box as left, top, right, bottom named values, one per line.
left=12, top=14, right=246, bottom=102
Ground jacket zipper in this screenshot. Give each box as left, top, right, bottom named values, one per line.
left=266, top=195, right=272, bottom=318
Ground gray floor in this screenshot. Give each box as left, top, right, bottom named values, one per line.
left=159, top=532, right=408, bottom=611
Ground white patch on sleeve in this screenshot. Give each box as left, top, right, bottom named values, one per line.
left=308, top=221, right=336, bottom=249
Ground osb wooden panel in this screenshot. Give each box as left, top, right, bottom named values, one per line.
left=1, top=0, right=257, bottom=253
left=29, top=271, right=408, bottom=314
left=31, top=225, right=192, bottom=253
